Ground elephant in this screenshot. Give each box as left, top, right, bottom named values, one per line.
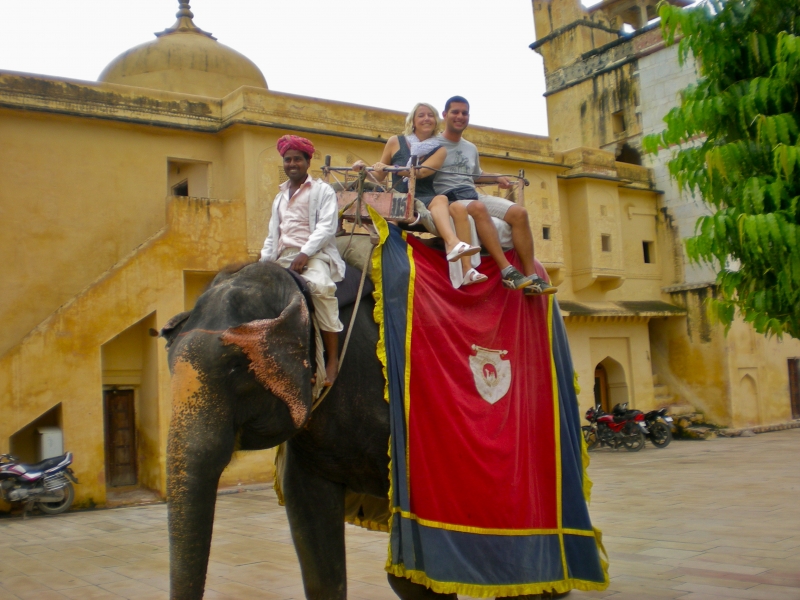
left=162, top=259, right=563, bottom=600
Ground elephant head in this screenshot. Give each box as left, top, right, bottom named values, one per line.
left=162, top=261, right=313, bottom=599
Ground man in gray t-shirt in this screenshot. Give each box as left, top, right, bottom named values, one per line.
left=433, top=136, right=482, bottom=197
left=434, top=96, right=555, bottom=295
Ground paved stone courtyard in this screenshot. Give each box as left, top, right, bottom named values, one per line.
left=1, top=429, right=798, bottom=599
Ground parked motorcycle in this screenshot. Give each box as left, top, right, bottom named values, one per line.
left=583, top=404, right=647, bottom=452
left=0, top=452, right=78, bottom=517
left=644, top=408, right=673, bottom=448
left=613, top=404, right=674, bottom=449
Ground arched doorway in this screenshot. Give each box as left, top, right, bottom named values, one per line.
left=594, top=365, right=609, bottom=412
left=736, top=374, right=760, bottom=427
left=595, top=357, right=629, bottom=411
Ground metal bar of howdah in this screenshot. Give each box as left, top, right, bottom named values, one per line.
left=324, top=165, right=408, bottom=173
left=323, top=158, right=528, bottom=184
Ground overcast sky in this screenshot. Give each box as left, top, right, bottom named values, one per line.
left=0, top=1, right=563, bottom=136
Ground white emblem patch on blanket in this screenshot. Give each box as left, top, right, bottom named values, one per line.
left=469, top=345, right=511, bottom=405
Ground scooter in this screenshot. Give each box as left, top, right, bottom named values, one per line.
left=0, top=452, right=78, bottom=518
left=583, top=404, right=647, bottom=452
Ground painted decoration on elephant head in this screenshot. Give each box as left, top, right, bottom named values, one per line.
left=469, top=345, right=511, bottom=405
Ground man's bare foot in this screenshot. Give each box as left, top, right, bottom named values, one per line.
left=324, top=360, right=338, bottom=387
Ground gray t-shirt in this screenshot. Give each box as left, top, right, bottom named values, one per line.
left=433, top=135, right=481, bottom=195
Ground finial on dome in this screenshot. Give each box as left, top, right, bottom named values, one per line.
left=156, top=0, right=216, bottom=39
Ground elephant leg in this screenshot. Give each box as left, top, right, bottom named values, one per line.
left=387, top=574, right=457, bottom=599
left=282, top=443, right=347, bottom=600
left=167, top=359, right=236, bottom=600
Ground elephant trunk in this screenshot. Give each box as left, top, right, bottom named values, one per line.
left=168, top=353, right=235, bottom=600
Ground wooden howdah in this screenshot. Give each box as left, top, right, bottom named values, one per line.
left=322, top=155, right=527, bottom=225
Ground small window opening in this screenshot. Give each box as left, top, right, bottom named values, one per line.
left=168, top=159, right=210, bottom=197
left=616, top=143, right=642, bottom=166
left=542, top=198, right=549, bottom=209
left=543, top=226, right=551, bottom=240
left=643, top=241, right=655, bottom=263
left=600, top=205, right=608, bottom=216
left=172, top=180, right=189, bottom=197
left=612, top=111, right=626, bottom=135
left=601, top=235, right=612, bottom=252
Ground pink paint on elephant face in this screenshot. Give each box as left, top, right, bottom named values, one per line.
left=220, top=298, right=310, bottom=428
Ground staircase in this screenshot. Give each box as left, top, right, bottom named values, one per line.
left=652, top=374, right=716, bottom=440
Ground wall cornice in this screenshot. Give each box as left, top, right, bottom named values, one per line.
left=0, top=72, right=556, bottom=164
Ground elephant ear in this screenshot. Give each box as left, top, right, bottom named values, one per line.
left=220, top=293, right=312, bottom=428
left=160, top=311, right=192, bottom=349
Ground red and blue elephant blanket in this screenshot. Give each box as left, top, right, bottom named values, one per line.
left=372, top=218, right=608, bottom=597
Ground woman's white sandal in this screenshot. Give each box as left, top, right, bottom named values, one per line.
left=461, top=268, right=488, bottom=286
left=446, top=241, right=481, bottom=262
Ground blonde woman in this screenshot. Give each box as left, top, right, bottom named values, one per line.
left=353, top=103, right=486, bottom=286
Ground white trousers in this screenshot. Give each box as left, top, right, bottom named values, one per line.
left=277, top=248, right=343, bottom=333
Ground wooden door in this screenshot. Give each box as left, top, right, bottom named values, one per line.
left=104, top=389, right=137, bottom=487
left=789, top=359, right=800, bottom=420
left=594, top=365, right=610, bottom=413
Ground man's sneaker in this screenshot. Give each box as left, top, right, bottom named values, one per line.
left=524, top=276, right=557, bottom=295
left=501, top=267, right=534, bottom=290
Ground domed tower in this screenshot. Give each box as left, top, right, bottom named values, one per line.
left=99, top=1, right=267, bottom=97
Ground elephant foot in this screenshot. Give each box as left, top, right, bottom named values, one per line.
left=387, top=574, right=456, bottom=599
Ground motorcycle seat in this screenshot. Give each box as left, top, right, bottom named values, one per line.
left=14, top=453, right=70, bottom=475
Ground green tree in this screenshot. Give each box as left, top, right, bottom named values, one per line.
left=643, top=0, right=800, bottom=338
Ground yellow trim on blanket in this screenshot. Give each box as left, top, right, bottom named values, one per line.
left=345, top=515, right=390, bottom=533
left=403, top=233, right=416, bottom=505
left=391, top=507, right=597, bottom=537
left=363, top=207, right=395, bottom=567
left=368, top=206, right=391, bottom=407
left=581, top=413, right=594, bottom=505
left=551, top=298, right=608, bottom=588
left=569, top=343, right=594, bottom=502
left=386, top=564, right=609, bottom=598
left=547, top=295, right=569, bottom=580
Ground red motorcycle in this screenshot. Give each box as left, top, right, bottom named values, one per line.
left=582, top=403, right=647, bottom=452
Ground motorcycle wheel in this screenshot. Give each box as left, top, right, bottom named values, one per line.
left=649, top=421, right=673, bottom=448
left=37, top=482, right=74, bottom=515
left=597, top=424, right=613, bottom=448
left=582, top=426, right=599, bottom=451
left=621, top=424, right=645, bottom=452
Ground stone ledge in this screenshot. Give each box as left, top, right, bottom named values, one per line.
left=719, top=420, right=800, bottom=437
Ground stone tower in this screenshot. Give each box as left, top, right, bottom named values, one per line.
left=530, top=0, right=689, bottom=158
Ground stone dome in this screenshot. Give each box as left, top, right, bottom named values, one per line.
left=99, top=2, right=267, bottom=98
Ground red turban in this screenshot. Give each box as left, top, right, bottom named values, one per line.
left=277, top=135, right=315, bottom=158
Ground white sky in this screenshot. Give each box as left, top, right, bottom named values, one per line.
left=0, top=1, right=558, bottom=136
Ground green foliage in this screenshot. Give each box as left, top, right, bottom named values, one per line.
left=644, top=0, right=800, bottom=338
